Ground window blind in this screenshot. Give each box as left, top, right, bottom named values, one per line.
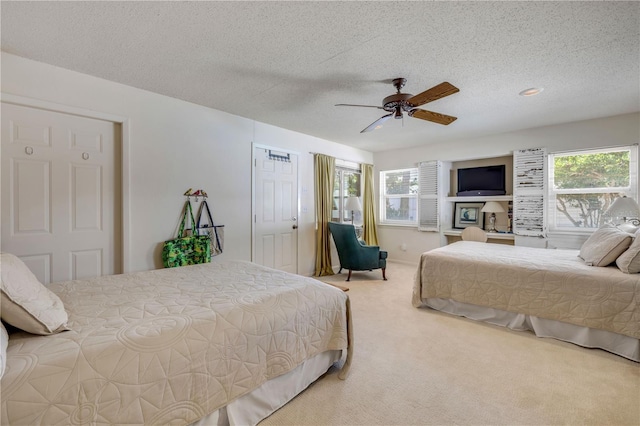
left=418, top=161, right=440, bottom=232
left=513, top=148, right=547, bottom=236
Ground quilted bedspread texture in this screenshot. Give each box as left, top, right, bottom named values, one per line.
left=413, top=242, right=640, bottom=339
left=1, top=260, right=351, bottom=425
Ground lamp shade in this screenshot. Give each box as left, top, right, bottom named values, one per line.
left=604, top=196, right=640, bottom=220
left=481, top=201, right=505, bottom=213
left=345, top=196, right=362, bottom=211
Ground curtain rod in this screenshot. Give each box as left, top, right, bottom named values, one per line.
left=308, top=151, right=372, bottom=167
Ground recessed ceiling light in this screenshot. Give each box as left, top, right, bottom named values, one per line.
left=519, top=87, right=544, bottom=96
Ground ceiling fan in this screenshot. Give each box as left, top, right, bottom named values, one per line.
left=336, top=78, right=459, bottom=133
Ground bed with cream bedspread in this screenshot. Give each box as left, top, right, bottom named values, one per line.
left=413, top=242, right=639, bottom=340
left=1, top=260, right=352, bottom=425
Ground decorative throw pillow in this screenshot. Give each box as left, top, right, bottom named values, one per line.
left=616, top=230, right=640, bottom=273
left=0, top=321, right=8, bottom=379
left=579, top=225, right=633, bottom=267
left=0, top=253, right=69, bottom=335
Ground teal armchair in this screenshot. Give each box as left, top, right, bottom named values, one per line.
left=328, top=222, right=387, bottom=281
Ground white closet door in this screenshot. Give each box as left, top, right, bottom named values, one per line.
left=253, top=147, right=298, bottom=274
left=1, top=103, right=121, bottom=284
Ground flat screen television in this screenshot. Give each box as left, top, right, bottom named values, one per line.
left=457, top=165, right=506, bottom=196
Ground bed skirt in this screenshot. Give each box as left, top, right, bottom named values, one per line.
left=425, top=298, right=639, bottom=362
left=190, top=349, right=343, bottom=426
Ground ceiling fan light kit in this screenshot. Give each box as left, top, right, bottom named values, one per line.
left=336, top=77, right=460, bottom=133
left=519, top=87, right=544, bottom=96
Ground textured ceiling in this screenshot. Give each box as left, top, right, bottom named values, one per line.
left=1, top=1, right=639, bottom=152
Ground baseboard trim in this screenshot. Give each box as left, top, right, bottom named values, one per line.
left=387, top=259, right=418, bottom=267
left=304, top=260, right=415, bottom=278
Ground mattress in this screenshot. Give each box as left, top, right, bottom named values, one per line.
left=412, top=241, right=640, bottom=339
left=1, top=260, right=352, bottom=425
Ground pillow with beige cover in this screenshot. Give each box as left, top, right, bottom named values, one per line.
left=616, top=229, right=640, bottom=273
left=0, top=321, right=8, bottom=379
left=579, top=225, right=633, bottom=267
left=0, top=253, right=69, bottom=335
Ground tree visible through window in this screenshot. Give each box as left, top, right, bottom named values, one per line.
left=549, top=146, right=637, bottom=229
left=380, top=168, right=418, bottom=225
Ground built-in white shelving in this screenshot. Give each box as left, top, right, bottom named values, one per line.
left=446, top=195, right=513, bottom=203
left=443, top=229, right=515, bottom=240
left=442, top=157, right=514, bottom=244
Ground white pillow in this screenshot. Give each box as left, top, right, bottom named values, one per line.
left=0, top=321, right=8, bottom=379
left=616, top=230, right=640, bottom=273
left=578, top=225, right=633, bottom=267
left=0, top=253, right=69, bottom=335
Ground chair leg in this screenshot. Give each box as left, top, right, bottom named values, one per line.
left=338, top=267, right=342, bottom=274
left=382, top=268, right=387, bottom=281
left=346, top=270, right=352, bottom=282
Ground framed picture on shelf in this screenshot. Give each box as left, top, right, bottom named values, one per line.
left=453, top=202, right=485, bottom=229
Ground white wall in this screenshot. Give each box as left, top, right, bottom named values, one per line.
left=1, top=53, right=373, bottom=275
left=374, top=112, right=640, bottom=264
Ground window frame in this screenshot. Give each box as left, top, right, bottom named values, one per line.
left=332, top=160, right=362, bottom=224
left=547, top=145, right=638, bottom=232
left=379, top=167, right=419, bottom=226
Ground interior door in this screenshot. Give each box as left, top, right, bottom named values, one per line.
left=1, top=103, right=121, bottom=284
left=253, top=147, right=298, bottom=274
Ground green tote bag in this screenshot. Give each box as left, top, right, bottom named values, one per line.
left=162, top=201, right=211, bottom=268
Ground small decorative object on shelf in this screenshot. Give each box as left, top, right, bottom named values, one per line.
left=481, top=201, right=505, bottom=232
left=454, top=202, right=485, bottom=229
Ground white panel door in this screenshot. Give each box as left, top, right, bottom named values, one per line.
left=254, top=148, right=298, bottom=274
left=1, top=103, right=121, bottom=283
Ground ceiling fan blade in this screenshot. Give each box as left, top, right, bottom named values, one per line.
left=361, top=113, right=393, bottom=133
left=408, top=109, right=457, bottom=125
left=406, top=82, right=459, bottom=107
left=335, top=103, right=384, bottom=109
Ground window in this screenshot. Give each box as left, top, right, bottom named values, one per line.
left=548, top=146, right=638, bottom=231
left=380, top=168, right=418, bottom=225
left=333, top=160, right=362, bottom=224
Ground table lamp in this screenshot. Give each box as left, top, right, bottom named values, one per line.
left=603, top=195, right=640, bottom=232
left=345, top=196, right=362, bottom=224
left=481, top=201, right=505, bottom=232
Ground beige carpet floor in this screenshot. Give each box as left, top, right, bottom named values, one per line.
left=260, top=261, right=640, bottom=426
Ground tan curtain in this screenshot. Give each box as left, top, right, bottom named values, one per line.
left=314, top=153, right=336, bottom=276
left=362, top=163, right=379, bottom=245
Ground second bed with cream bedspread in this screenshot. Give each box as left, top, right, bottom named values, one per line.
left=413, top=242, right=639, bottom=339
left=1, top=260, right=351, bottom=425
